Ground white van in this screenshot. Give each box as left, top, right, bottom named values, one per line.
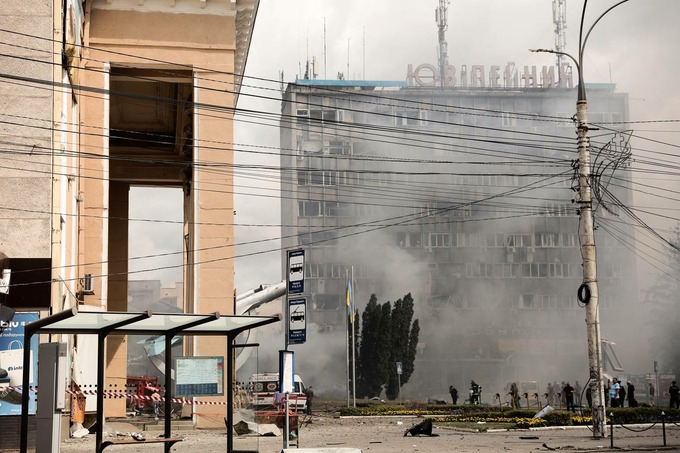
left=248, top=372, right=307, bottom=410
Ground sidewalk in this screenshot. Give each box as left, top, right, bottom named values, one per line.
left=56, top=415, right=680, bottom=453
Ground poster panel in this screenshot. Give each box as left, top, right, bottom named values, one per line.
left=0, top=312, right=39, bottom=415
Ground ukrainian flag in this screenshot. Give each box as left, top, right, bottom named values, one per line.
left=346, top=270, right=354, bottom=324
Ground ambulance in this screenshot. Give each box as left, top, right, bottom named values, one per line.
left=248, top=372, right=307, bottom=410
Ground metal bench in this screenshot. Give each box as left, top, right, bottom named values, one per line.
left=100, top=437, right=182, bottom=451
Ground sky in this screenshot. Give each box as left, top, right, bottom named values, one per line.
left=129, top=0, right=680, bottom=393
left=234, top=0, right=680, bottom=292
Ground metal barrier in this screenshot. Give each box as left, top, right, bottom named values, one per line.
left=609, top=410, right=678, bottom=449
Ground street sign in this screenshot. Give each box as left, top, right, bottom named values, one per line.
left=279, top=350, right=295, bottom=394
left=396, top=362, right=403, bottom=375
left=287, top=249, right=305, bottom=294
left=288, top=298, right=307, bottom=344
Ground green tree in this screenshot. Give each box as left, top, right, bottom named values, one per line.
left=377, top=301, right=393, bottom=393
left=385, top=293, right=419, bottom=400
left=356, top=293, right=419, bottom=400
left=643, top=226, right=680, bottom=376
left=356, top=295, right=384, bottom=398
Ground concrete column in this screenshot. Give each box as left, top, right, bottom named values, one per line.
left=191, top=68, right=235, bottom=428
left=79, top=60, right=109, bottom=310
left=105, top=181, right=129, bottom=416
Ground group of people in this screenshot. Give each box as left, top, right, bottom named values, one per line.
left=605, top=378, right=637, bottom=407
left=445, top=378, right=679, bottom=409
left=447, top=381, right=481, bottom=405
left=545, top=381, right=582, bottom=411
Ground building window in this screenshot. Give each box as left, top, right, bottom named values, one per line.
left=560, top=233, right=579, bottom=247
left=315, top=294, right=341, bottom=310
left=506, top=234, right=531, bottom=248
left=299, top=201, right=321, bottom=217
left=394, top=109, right=427, bottom=126
left=548, top=263, right=563, bottom=277
left=325, top=140, right=351, bottom=155
left=297, top=170, right=309, bottom=186
left=428, top=233, right=450, bottom=248
left=519, top=294, right=535, bottom=308
left=311, top=231, right=337, bottom=246
left=310, top=171, right=324, bottom=186
left=501, top=112, right=517, bottom=127
left=535, top=233, right=558, bottom=247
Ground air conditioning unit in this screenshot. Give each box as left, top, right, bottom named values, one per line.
left=81, top=273, right=95, bottom=295
left=507, top=247, right=516, bottom=253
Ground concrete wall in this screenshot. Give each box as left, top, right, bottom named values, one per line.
left=0, top=0, right=53, bottom=259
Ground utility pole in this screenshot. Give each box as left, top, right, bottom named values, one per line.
left=576, top=82, right=607, bottom=439
left=531, top=0, right=631, bottom=439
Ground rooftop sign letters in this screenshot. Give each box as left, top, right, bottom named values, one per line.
left=406, top=62, right=574, bottom=89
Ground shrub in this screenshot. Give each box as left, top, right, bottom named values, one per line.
left=544, top=410, right=573, bottom=426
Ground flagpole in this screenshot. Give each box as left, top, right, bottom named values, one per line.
left=345, top=267, right=350, bottom=407
left=351, top=265, right=356, bottom=408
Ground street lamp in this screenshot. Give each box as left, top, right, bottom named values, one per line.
left=530, top=0, right=630, bottom=439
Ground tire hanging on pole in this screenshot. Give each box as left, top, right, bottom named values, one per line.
left=577, top=283, right=591, bottom=304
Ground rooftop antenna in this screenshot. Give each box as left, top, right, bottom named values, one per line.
left=297, top=31, right=302, bottom=80
left=552, top=0, right=567, bottom=83
left=306, top=24, right=310, bottom=79
left=436, top=0, right=450, bottom=88
left=279, top=70, right=284, bottom=97
left=324, top=18, right=327, bottom=79
left=347, top=37, right=350, bottom=80
left=362, top=27, right=366, bottom=80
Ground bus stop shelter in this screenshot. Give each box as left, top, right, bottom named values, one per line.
left=18, top=307, right=280, bottom=453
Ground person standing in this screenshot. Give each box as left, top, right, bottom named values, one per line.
left=449, top=385, right=458, bottom=405
left=303, top=386, right=314, bottom=415
left=609, top=378, right=620, bottom=408
left=618, top=381, right=626, bottom=407
left=509, top=383, right=520, bottom=409
left=669, top=381, right=680, bottom=409
left=604, top=379, right=610, bottom=407
left=150, top=387, right=161, bottom=421
left=273, top=389, right=284, bottom=409
left=627, top=381, right=636, bottom=407
left=563, top=382, right=575, bottom=413
left=648, top=382, right=655, bottom=406
left=469, top=380, right=481, bottom=405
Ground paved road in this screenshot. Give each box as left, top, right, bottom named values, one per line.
left=57, top=415, right=680, bottom=453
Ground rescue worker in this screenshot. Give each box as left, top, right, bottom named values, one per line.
left=469, top=380, right=481, bottom=405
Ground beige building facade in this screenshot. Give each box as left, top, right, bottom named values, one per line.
left=77, top=0, right=257, bottom=427
left=1, top=0, right=258, bottom=438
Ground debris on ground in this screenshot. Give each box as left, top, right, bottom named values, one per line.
left=403, top=419, right=439, bottom=437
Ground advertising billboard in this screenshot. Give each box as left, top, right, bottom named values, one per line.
left=0, top=312, right=39, bottom=416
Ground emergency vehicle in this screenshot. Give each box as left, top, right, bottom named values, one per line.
left=248, top=372, right=307, bottom=410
